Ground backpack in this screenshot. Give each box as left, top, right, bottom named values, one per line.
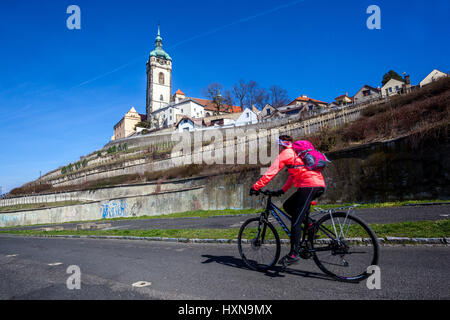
left=288, top=140, right=330, bottom=172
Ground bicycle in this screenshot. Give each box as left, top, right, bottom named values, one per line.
left=238, top=190, right=380, bottom=282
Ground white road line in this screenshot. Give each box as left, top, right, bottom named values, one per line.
left=6, top=254, right=18, bottom=258
left=132, top=281, right=152, bottom=288
left=48, top=262, right=63, bottom=266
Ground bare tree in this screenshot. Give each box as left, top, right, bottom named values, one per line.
left=269, top=85, right=290, bottom=108
left=254, top=88, right=270, bottom=109
left=203, top=82, right=223, bottom=100
left=232, top=80, right=248, bottom=109
left=245, top=80, right=259, bottom=110
left=222, top=90, right=235, bottom=112
left=203, top=82, right=223, bottom=115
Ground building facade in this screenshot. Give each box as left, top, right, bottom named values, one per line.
left=113, top=107, right=145, bottom=140
left=352, top=85, right=381, bottom=104
left=381, top=78, right=405, bottom=97
left=420, top=69, right=448, bottom=87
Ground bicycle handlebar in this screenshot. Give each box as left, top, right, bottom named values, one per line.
left=254, top=190, right=279, bottom=197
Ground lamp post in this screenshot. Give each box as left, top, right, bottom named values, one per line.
left=215, top=91, right=223, bottom=116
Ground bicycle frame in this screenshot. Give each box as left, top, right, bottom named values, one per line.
left=263, top=195, right=292, bottom=237
left=260, top=194, right=356, bottom=249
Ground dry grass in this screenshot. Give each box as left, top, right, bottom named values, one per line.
left=301, top=77, right=450, bottom=152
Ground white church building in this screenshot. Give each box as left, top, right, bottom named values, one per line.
left=111, top=26, right=243, bottom=140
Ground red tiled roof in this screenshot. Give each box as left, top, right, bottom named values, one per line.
left=175, top=89, right=185, bottom=95
left=288, top=96, right=328, bottom=106
left=191, top=98, right=242, bottom=113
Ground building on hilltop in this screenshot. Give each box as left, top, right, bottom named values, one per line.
left=235, top=108, right=258, bottom=126
left=112, top=107, right=146, bottom=141
left=150, top=98, right=206, bottom=129
left=420, top=69, right=448, bottom=87
left=381, top=78, right=405, bottom=98
left=334, top=93, right=354, bottom=106
left=283, top=95, right=328, bottom=110
left=352, top=85, right=381, bottom=105
left=279, top=95, right=329, bottom=116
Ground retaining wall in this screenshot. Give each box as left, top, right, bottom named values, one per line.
left=3, top=132, right=447, bottom=228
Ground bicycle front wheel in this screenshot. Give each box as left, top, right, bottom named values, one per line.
left=311, top=212, right=380, bottom=282
left=238, top=217, right=281, bottom=271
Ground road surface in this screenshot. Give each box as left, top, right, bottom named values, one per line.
left=0, top=235, right=448, bottom=300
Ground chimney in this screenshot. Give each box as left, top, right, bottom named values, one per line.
left=405, top=75, right=410, bottom=85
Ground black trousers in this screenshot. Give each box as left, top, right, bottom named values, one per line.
left=283, top=187, right=325, bottom=254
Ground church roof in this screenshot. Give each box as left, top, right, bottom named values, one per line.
left=175, top=89, right=185, bottom=95
left=150, top=25, right=172, bottom=61
left=128, top=107, right=138, bottom=114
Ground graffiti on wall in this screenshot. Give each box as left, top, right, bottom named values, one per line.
left=101, top=200, right=130, bottom=219
left=0, top=214, right=20, bottom=225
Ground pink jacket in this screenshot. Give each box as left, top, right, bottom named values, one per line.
left=253, top=145, right=326, bottom=192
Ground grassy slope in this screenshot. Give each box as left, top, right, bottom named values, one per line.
left=0, top=201, right=84, bottom=213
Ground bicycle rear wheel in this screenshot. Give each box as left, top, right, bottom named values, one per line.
left=311, top=212, right=380, bottom=282
left=238, top=217, right=281, bottom=271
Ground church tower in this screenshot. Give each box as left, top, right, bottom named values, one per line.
left=146, top=25, right=172, bottom=116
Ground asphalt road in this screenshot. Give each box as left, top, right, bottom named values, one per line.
left=0, top=235, right=448, bottom=300
left=3, top=205, right=449, bottom=232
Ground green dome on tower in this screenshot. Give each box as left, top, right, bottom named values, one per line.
left=149, top=25, right=172, bottom=61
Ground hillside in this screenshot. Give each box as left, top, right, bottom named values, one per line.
left=304, top=77, right=449, bottom=152
left=9, top=78, right=449, bottom=197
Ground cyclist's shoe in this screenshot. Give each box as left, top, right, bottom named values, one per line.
left=279, top=253, right=300, bottom=268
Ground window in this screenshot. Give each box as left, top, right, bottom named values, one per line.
left=170, top=116, right=172, bottom=120
left=159, top=72, right=164, bottom=85
left=389, top=87, right=393, bottom=92
left=395, top=86, right=400, bottom=91
left=160, top=95, right=163, bottom=101
left=363, top=90, right=370, bottom=97
left=267, top=109, right=271, bottom=115
left=246, top=113, right=249, bottom=118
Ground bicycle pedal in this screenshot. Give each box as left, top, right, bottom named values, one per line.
left=279, top=261, right=288, bottom=272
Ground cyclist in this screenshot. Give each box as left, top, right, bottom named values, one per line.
left=249, top=135, right=326, bottom=265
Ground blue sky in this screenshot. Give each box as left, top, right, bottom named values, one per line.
left=0, top=0, right=449, bottom=193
